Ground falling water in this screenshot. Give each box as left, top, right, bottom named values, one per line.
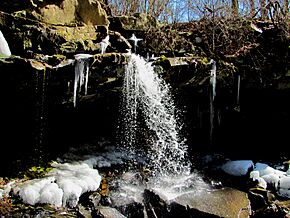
left=209, top=59, right=216, bottom=144
left=120, top=54, right=190, bottom=177
left=73, top=54, right=92, bottom=107
left=0, top=30, right=11, bottom=57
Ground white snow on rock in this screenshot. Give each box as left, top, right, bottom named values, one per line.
left=254, top=162, right=286, bottom=177
left=221, top=160, right=290, bottom=199
left=221, top=160, right=254, bottom=176
left=15, top=161, right=101, bottom=208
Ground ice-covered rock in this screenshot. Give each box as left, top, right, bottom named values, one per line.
left=16, top=161, right=102, bottom=207
left=221, top=160, right=254, bottom=176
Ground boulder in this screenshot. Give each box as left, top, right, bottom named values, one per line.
left=95, top=206, right=127, bottom=218
left=144, top=187, right=251, bottom=218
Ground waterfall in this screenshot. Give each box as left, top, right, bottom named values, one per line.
left=73, top=54, right=92, bottom=107
left=0, top=30, right=11, bottom=57
left=209, top=59, right=216, bottom=144
left=119, top=54, right=190, bottom=177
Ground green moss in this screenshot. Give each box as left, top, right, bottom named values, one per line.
left=200, top=57, right=209, bottom=65
left=23, top=38, right=33, bottom=50
left=19, top=163, right=53, bottom=179
left=159, top=55, right=167, bottom=61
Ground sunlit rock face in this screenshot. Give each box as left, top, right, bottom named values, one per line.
left=0, top=0, right=109, bottom=56
left=31, top=0, right=109, bottom=26
left=109, top=13, right=160, bottom=32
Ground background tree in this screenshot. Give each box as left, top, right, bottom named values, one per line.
left=285, top=0, right=289, bottom=17
left=249, top=0, right=256, bottom=16
left=107, top=0, right=289, bottom=21
left=259, top=0, right=267, bottom=18
left=232, top=0, right=239, bottom=16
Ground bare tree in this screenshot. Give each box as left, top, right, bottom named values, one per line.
left=249, top=0, right=256, bottom=17
left=107, top=0, right=288, bottom=21
left=260, top=0, right=268, bottom=18
left=232, top=0, right=239, bottom=16
left=285, top=0, right=289, bottom=17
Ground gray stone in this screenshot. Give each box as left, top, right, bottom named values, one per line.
left=95, top=206, right=127, bottom=218
left=145, top=187, right=251, bottom=218
left=172, top=187, right=251, bottom=218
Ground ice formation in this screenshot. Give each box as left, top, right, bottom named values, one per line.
left=221, top=160, right=254, bottom=176
left=73, top=54, right=93, bottom=107
left=221, top=160, right=290, bottom=198
left=100, top=35, right=110, bottom=54
left=15, top=161, right=101, bottom=208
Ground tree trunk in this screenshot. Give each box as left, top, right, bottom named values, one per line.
left=285, top=0, right=289, bottom=17
left=260, top=0, right=267, bottom=19
left=249, top=0, right=255, bottom=17
left=232, top=0, right=239, bottom=17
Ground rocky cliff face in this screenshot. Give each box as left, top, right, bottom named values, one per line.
left=31, top=0, right=109, bottom=26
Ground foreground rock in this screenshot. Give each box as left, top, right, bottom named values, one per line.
left=144, top=187, right=251, bottom=218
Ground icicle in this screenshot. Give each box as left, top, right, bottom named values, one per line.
left=0, top=30, right=11, bottom=57
left=84, top=61, right=89, bottom=95
left=210, top=59, right=216, bottom=100
left=128, top=34, right=142, bottom=53
left=73, top=54, right=93, bottom=107
left=209, top=59, right=216, bottom=144
left=237, top=74, right=240, bottom=106
left=100, top=35, right=109, bottom=54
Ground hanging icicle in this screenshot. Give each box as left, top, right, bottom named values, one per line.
left=237, top=74, right=241, bottom=106
left=73, top=54, right=93, bottom=107
left=100, top=35, right=110, bottom=54
left=128, top=34, right=142, bottom=54
left=209, top=59, right=216, bottom=144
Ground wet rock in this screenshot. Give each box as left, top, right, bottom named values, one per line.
left=143, top=189, right=168, bottom=218
left=110, top=182, right=146, bottom=217
left=248, top=186, right=275, bottom=211
left=77, top=204, right=93, bottom=218
left=108, top=31, right=132, bottom=53
left=144, top=187, right=251, bottom=218
left=251, top=203, right=287, bottom=218
left=115, top=202, right=145, bottom=218
left=95, top=206, right=127, bottom=218
left=174, top=188, right=251, bottom=217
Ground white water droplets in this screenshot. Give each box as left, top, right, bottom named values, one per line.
left=120, top=54, right=190, bottom=176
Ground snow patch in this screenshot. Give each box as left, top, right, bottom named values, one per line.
left=16, top=161, right=101, bottom=207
